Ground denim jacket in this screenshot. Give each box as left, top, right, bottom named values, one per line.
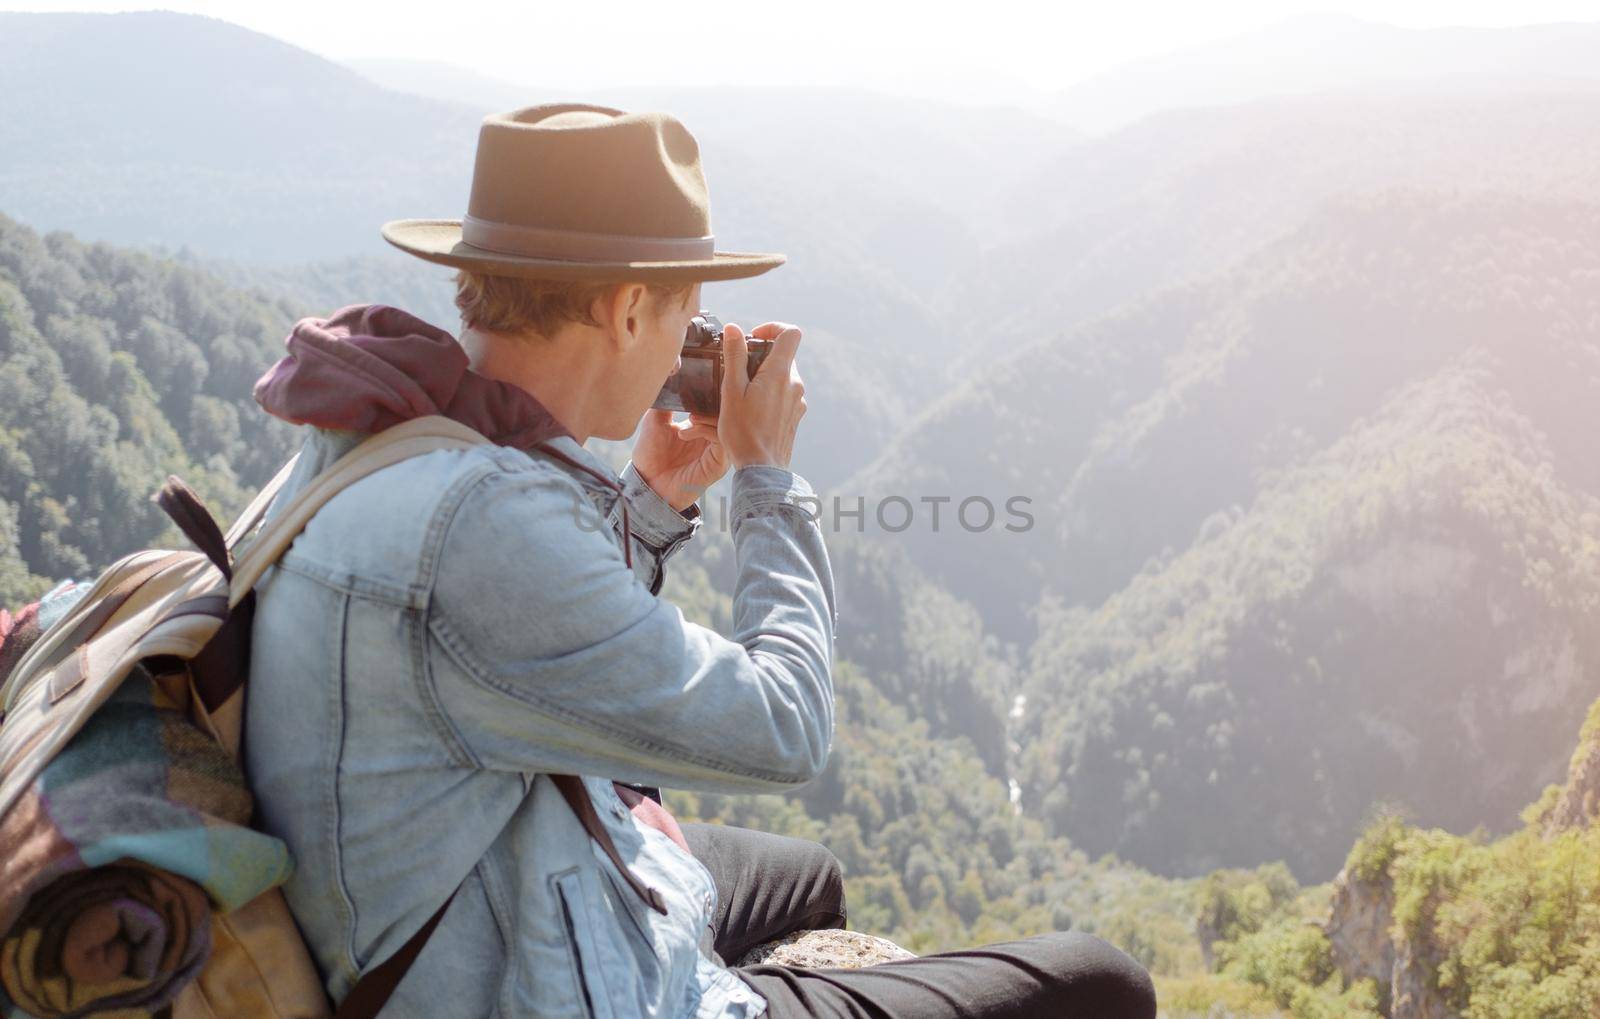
left=244, top=425, right=837, bottom=1018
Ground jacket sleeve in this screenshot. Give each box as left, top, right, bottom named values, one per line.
left=426, top=462, right=836, bottom=793
left=614, top=461, right=701, bottom=595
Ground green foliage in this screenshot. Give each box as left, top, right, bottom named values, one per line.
left=1382, top=822, right=1600, bottom=1019
left=1154, top=973, right=1284, bottom=1016
left=0, top=215, right=302, bottom=601
left=1344, top=807, right=1410, bottom=885
left=1196, top=862, right=1302, bottom=948
left=669, top=663, right=1203, bottom=968
left=1215, top=920, right=1380, bottom=1018
left=1019, top=338, right=1600, bottom=875
left=1180, top=861, right=1372, bottom=1018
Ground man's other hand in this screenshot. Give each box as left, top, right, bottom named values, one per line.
left=718, top=321, right=806, bottom=469
left=632, top=409, right=727, bottom=512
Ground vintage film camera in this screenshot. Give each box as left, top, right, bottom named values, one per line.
left=651, top=312, right=774, bottom=416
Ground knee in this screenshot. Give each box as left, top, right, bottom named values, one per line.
left=798, top=841, right=847, bottom=924
left=1042, top=931, right=1157, bottom=1019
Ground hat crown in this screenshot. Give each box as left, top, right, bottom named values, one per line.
left=466, top=103, right=712, bottom=243
left=380, top=101, right=785, bottom=282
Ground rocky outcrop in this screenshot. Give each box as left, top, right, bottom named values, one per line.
left=737, top=930, right=915, bottom=969
left=1324, top=868, right=1456, bottom=1019
left=1390, top=929, right=1455, bottom=1019
left=1324, top=868, right=1395, bottom=990
left=1541, top=701, right=1600, bottom=836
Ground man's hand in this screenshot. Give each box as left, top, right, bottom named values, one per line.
left=718, top=321, right=806, bottom=469
left=631, top=409, right=726, bottom=512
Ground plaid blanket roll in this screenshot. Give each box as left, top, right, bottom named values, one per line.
left=0, top=666, right=292, bottom=1018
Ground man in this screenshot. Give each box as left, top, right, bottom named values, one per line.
left=245, top=103, right=1155, bottom=1018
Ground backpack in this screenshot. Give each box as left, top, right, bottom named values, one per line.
left=0, top=415, right=663, bottom=1019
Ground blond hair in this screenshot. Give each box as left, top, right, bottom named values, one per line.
left=453, top=270, right=694, bottom=339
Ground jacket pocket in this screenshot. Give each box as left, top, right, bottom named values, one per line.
left=599, top=861, right=666, bottom=1005
left=553, top=870, right=616, bottom=1019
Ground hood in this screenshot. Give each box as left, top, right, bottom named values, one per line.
left=253, top=303, right=570, bottom=449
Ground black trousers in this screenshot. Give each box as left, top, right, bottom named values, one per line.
left=682, top=824, right=1157, bottom=1019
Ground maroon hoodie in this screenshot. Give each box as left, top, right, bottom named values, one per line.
left=252, top=302, right=690, bottom=853
left=252, top=303, right=570, bottom=448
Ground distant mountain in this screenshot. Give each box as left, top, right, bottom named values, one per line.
left=341, top=58, right=1081, bottom=252
left=1025, top=357, right=1600, bottom=877
left=1052, top=13, right=1600, bottom=132
left=0, top=11, right=473, bottom=263
left=952, top=87, right=1600, bottom=366
left=342, top=58, right=563, bottom=113
left=1045, top=191, right=1600, bottom=608
left=858, top=88, right=1600, bottom=639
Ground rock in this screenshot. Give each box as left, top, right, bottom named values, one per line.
left=1541, top=700, right=1600, bottom=836
left=1323, top=867, right=1458, bottom=1019
left=736, top=929, right=915, bottom=969
left=1391, top=928, right=1456, bottom=1019
left=1324, top=867, right=1395, bottom=990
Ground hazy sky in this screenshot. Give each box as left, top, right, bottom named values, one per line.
left=9, top=1, right=1600, bottom=103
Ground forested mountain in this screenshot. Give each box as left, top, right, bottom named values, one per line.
left=0, top=214, right=299, bottom=603
left=1023, top=352, right=1600, bottom=875
left=850, top=190, right=1600, bottom=876
left=869, top=192, right=1600, bottom=618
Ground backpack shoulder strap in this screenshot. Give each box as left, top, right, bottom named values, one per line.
left=225, top=452, right=301, bottom=551
left=228, top=416, right=491, bottom=608
left=334, top=891, right=458, bottom=1019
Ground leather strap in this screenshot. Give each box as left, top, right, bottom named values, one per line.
left=333, top=891, right=457, bottom=1019
left=553, top=775, right=669, bottom=915
left=323, top=777, right=671, bottom=1018
left=322, top=776, right=669, bottom=1019
left=156, top=476, right=231, bottom=579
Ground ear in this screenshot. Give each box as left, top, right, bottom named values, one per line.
left=598, top=282, right=650, bottom=355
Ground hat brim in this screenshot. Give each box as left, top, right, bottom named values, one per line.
left=382, top=219, right=785, bottom=282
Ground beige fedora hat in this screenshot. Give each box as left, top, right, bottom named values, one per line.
left=383, top=103, right=786, bottom=282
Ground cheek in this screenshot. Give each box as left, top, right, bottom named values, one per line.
left=661, top=323, right=689, bottom=372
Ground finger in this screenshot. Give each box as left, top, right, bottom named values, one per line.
left=749, top=321, right=796, bottom=340
left=688, top=412, right=719, bottom=428
left=676, top=416, right=719, bottom=437
left=640, top=407, right=673, bottom=435
left=721, top=322, right=748, bottom=402
left=759, top=325, right=803, bottom=379
left=680, top=423, right=721, bottom=444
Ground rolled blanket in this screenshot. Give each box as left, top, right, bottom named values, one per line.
left=1, top=864, right=209, bottom=1018
left=0, top=667, right=292, bottom=1018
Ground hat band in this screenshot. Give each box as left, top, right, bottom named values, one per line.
left=462, top=215, right=715, bottom=263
